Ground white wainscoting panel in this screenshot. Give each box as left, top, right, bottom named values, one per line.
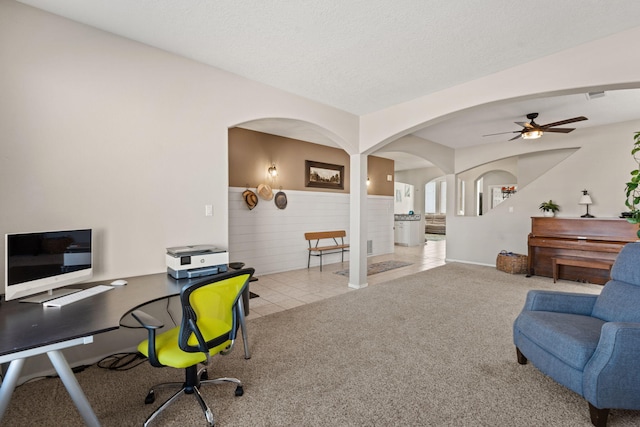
left=367, top=195, right=395, bottom=257
left=229, top=188, right=394, bottom=275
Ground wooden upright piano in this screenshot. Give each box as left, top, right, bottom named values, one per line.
left=527, top=217, right=638, bottom=284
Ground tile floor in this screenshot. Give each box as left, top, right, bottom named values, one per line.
left=245, top=239, right=446, bottom=319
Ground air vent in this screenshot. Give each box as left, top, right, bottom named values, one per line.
left=367, top=240, right=373, bottom=255
left=586, top=91, right=605, bottom=100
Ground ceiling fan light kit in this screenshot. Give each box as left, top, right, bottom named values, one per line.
left=522, top=129, right=543, bottom=139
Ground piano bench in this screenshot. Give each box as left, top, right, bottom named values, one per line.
left=551, top=256, right=615, bottom=283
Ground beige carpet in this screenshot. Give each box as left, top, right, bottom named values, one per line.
left=4, top=263, right=640, bottom=426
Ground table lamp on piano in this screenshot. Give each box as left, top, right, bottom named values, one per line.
left=579, top=190, right=594, bottom=218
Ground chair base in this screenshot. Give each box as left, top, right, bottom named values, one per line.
left=143, top=365, right=243, bottom=427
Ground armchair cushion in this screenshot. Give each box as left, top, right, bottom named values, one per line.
left=514, top=311, right=605, bottom=371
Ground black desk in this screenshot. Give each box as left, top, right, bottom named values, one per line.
left=0, top=271, right=251, bottom=426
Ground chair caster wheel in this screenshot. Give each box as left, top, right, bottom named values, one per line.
left=145, top=390, right=155, bottom=404
left=235, top=385, right=244, bottom=396
left=205, top=408, right=215, bottom=426
left=200, top=370, right=209, bottom=381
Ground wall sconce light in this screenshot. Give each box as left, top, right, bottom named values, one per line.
left=367, top=177, right=370, bottom=186
left=268, top=164, right=278, bottom=178
left=579, top=189, right=594, bottom=218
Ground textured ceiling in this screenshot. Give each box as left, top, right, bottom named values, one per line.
left=15, top=0, right=640, bottom=170
left=414, top=90, right=640, bottom=149
left=16, top=0, right=640, bottom=115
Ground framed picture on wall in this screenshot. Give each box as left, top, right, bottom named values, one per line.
left=305, top=160, right=344, bottom=190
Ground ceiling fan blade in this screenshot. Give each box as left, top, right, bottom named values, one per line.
left=540, top=116, right=588, bottom=128
left=515, top=121, right=534, bottom=129
left=509, top=134, right=522, bottom=141
left=482, top=131, right=520, bottom=137
left=544, top=128, right=575, bottom=134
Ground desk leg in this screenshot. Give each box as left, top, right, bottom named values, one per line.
left=47, top=350, right=100, bottom=427
left=0, top=358, right=26, bottom=421
left=237, top=295, right=251, bottom=359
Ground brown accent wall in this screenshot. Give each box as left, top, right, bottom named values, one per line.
left=367, top=155, right=395, bottom=196
left=228, top=128, right=394, bottom=196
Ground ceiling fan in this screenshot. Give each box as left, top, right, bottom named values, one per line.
left=484, top=113, right=588, bottom=141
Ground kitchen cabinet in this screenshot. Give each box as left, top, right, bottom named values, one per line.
left=394, top=214, right=424, bottom=246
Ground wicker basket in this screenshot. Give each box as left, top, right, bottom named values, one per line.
left=496, top=251, right=528, bottom=274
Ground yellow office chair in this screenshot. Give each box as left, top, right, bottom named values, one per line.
left=131, top=268, right=254, bottom=427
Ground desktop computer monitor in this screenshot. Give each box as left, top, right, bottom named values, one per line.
left=4, top=228, right=93, bottom=302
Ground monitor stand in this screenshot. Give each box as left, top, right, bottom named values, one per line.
left=20, top=288, right=81, bottom=304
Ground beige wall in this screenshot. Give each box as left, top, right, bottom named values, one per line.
left=4, top=0, right=640, bottom=275
left=447, top=118, right=640, bottom=265
left=7, top=0, right=640, bottom=381
left=228, top=128, right=393, bottom=196
left=0, top=1, right=359, bottom=283
left=0, top=1, right=359, bottom=380
left=395, top=166, right=447, bottom=214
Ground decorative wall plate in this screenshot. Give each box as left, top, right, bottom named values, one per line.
left=274, top=191, right=287, bottom=209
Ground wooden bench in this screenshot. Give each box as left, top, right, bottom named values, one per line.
left=552, top=256, right=615, bottom=283
left=304, top=230, right=349, bottom=271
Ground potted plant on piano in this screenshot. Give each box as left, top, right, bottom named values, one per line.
left=539, top=200, right=560, bottom=217
left=624, top=131, right=640, bottom=238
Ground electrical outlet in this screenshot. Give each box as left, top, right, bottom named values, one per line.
left=205, top=205, right=213, bottom=216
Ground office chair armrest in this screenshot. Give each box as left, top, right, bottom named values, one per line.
left=131, top=309, right=165, bottom=367
left=131, top=309, right=164, bottom=329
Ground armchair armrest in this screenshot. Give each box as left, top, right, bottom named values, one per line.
left=524, top=290, right=597, bottom=316
left=131, top=309, right=165, bottom=367
left=583, top=322, right=640, bottom=409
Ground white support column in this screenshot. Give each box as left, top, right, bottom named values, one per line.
left=348, top=154, right=368, bottom=289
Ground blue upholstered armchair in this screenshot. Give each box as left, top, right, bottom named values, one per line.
left=513, top=242, right=640, bottom=427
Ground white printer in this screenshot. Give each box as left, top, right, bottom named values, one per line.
left=166, top=245, right=229, bottom=279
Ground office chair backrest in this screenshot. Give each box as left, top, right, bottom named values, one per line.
left=178, top=268, right=254, bottom=355
left=592, top=242, right=640, bottom=323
